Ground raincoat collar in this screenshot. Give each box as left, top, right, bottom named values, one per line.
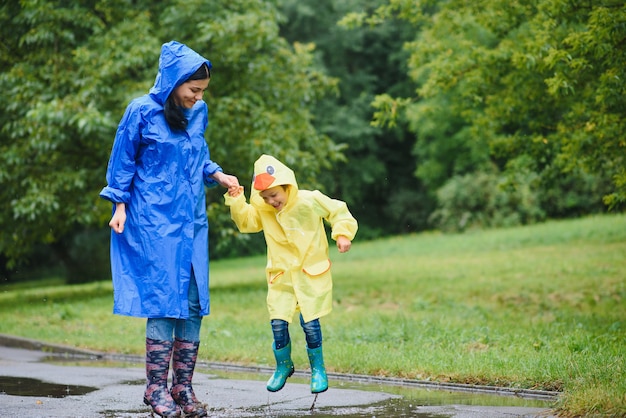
left=149, top=41, right=212, bottom=106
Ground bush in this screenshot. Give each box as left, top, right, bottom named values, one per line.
left=429, top=167, right=545, bottom=232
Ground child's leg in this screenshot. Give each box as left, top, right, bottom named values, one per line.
left=300, top=315, right=328, bottom=394
left=271, top=319, right=291, bottom=349
left=299, top=315, right=322, bottom=348
left=267, top=319, right=294, bottom=392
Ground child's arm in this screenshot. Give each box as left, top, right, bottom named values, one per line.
left=223, top=187, right=263, bottom=233
left=310, top=190, right=358, bottom=250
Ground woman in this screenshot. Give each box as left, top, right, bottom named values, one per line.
left=100, top=41, right=239, bottom=418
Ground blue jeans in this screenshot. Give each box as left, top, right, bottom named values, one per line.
left=146, top=272, right=202, bottom=342
left=271, top=314, right=322, bottom=350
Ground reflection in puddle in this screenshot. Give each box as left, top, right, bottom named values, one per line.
left=0, top=376, right=98, bottom=398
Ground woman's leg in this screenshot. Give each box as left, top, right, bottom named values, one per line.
left=144, top=319, right=179, bottom=416
left=174, top=272, right=202, bottom=342
left=171, top=272, right=207, bottom=417
left=147, top=317, right=176, bottom=342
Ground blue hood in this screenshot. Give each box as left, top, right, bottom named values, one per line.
left=149, top=41, right=212, bottom=105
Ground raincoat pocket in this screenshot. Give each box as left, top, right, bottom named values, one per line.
left=302, top=259, right=331, bottom=277
left=267, top=270, right=284, bottom=284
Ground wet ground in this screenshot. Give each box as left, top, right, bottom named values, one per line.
left=0, top=334, right=558, bottom=417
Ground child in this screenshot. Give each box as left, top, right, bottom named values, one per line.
left=224, top=154, right=358, bottom=393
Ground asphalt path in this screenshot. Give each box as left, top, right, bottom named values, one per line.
left=0, top=335, right=557, bottom=417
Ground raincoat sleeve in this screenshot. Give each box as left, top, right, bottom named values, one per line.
left=99, top=102, right=143, bottom=203
left=224, top=191, right=263, bottom=233
left=311, top=190, right=358, bottom=241
left=200, top=104, right=223, bottom=188
left=201, top=151, right=223, bottom=188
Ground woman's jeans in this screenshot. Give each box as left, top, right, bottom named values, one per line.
left=271, top=314, right=322, bottom=350
left=146, top=272, right=202, bottom=342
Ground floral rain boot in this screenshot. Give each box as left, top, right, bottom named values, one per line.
left=143, top=338, right=181, bottom=417
left=170, top=339, right=208, bottom=417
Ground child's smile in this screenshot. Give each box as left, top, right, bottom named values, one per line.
left=260, top=185, right=288, bottom=211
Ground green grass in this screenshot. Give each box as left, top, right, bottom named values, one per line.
left=1, top=214, right=625, bottom=416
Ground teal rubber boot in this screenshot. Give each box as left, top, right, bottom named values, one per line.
left=266, top=341, right=294, bottom=392
left=307, top=345, right=328, bottom=393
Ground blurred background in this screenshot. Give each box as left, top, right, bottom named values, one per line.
left=0, top=0, right=623, bottom=284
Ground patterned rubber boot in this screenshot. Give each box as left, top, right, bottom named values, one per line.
left=307, top=345, right=328, bottom=393
left=266, top=341, right=295, bottom=392
left=170, top=339, right=208, bottom=417
left=143, top=338, right=181, bottom=417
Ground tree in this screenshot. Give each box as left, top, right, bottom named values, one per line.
left=280, top=0, right=428, bottom=237
left=344, top=0, right=624, bottom=231
left=0, top=0, right=339, bottom=281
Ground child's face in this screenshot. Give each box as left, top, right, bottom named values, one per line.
left=259, top=185, right=288, bottom=211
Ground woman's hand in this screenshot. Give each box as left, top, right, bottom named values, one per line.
left=109, top=202, right=126, bottom=234
left=212, top=172, right=240, bottom=195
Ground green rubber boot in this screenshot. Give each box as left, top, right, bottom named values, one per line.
left=307, top=345, right=328, bottom=393
left=266, top=341, right=294, bottom=392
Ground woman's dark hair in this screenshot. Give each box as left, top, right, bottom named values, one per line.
left=164, top=63, right=211, bottom=131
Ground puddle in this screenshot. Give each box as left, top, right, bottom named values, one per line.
left=0, top=375, right=98, bottom=398
left=33, top=355, right=556, bottom=417
left=213, top=367, right=555, bottom=405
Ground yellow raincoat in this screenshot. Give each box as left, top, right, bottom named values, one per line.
left=224, top=155, right=358, bottom=323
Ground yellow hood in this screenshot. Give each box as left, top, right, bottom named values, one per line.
left=250, top=155, right=299, bottom=205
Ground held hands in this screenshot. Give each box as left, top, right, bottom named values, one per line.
left=228, top=185, right=244, bottom=197
left=212, top=171, right=240, bottom=196
left=336, top=235, right=352, bottom=253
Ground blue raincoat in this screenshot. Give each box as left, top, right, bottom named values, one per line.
left=100, top=41, right=220, bottom=319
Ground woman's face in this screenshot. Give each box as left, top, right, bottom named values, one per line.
left=172, top=78, right=210, bottom=109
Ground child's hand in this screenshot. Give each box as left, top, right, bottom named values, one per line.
left=336, top=235, right=352, bottom=253
left=229, top=185, right=244, bottom=197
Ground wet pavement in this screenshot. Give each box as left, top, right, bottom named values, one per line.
left=0, top=335, right=558, bottom=417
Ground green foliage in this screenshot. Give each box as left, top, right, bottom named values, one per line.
left=0, top=0, right=340, bottom=279
left=429, top=165, right=545, bottom=232
left=281, top=0, right=423, bottom=236
left=357, top=0, right=625, bottom=225
left=3, top=0, right=625, bottom=282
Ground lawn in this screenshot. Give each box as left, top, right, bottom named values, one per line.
left=1, top=214, right=624, bottom=416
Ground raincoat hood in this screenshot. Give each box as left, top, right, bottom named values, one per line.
left=251, top=154, right=299, bottom=203
left=149, top=41, right=212, bottom=106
